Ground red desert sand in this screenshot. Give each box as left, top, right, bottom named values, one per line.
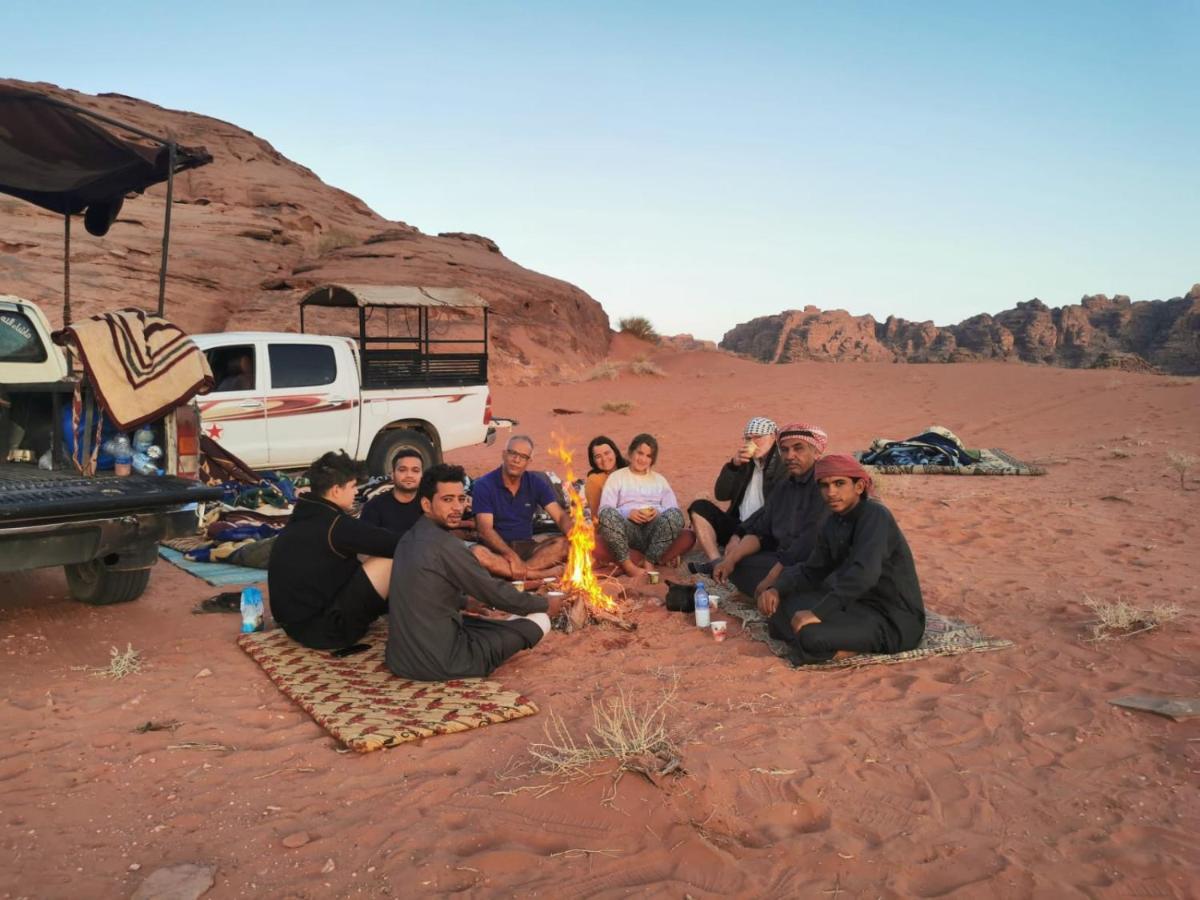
left=2, top=348, right=1197, bottom=898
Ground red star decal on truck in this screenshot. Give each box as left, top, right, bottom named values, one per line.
left=205, top=423, right=223, bottom=440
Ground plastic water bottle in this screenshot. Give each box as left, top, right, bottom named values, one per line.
left=132, top=451, right=161, bottom=476
left=694, top=581, right=710, bottom=628
left=132, top=427, right=155, bottom=451
left=112, top=434, right=133, bottom=477
left=240, top=586, right=264, bottom=633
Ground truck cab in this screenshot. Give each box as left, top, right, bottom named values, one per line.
left=193, top=283, right=496, bottom=474
left=0, top=294, right=69, bottom=384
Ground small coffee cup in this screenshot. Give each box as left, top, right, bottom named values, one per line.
left=646, top=571, right=660, bottom=585
left=511, top=580, right=525, bottom=592
left=711, top=620, right=728, bottom=642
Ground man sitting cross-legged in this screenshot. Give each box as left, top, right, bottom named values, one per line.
left=386, top=464, right=565, bottom=681
left=713, top=422, right=829, bottom=598
left=687, top=416, right=784, bottom=575
left=268, top=451, right=398, bottom=650
left=755, top=454, right=926, bottom=665
left=470, top=435, right=569, bottom=581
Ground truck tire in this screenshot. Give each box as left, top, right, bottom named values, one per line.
left=65, top=560, right=152, bottom=605
left=369, top=429, right=438, bottom=477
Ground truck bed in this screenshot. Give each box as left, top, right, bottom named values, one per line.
left=0, top=463, right=221, bottom=523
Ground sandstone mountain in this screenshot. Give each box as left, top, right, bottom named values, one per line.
left=0, top=80, right=610, bottom=382
left=720, top=287, right=1200, bottom=375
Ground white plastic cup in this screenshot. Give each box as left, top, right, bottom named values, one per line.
left=711, top=620, right=728, bottom=642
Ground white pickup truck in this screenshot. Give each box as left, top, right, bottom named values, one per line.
left=192, top=283, right=496, bottom=474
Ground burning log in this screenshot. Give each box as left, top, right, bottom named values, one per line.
left=550, top=438, right=637, bottom=632
left=558, top=590, right=636, bottom=633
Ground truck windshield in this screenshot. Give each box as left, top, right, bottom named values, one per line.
left=0, top=310, right=48, bottom=363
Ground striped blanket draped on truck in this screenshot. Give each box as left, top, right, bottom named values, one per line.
left=52, top=308, right=214, bottom=431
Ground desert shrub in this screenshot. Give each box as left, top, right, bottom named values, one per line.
left=528, top=682, right=679, bottom=778
left=629, top=357, right=665, bottom=376
left=618, top=317, right=659, bottom=343
left=1166, top=450, right=1197, bottom=489
left=1082, top=594, right=1182, bottom=641
left=585, top=361, right=621, bottom=381
left=93, top=644, right=142, bottom=678
left=600, top=401, right=634, bottom=415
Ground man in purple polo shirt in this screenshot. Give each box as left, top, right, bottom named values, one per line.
left=471, top=435, right=570, bottom=580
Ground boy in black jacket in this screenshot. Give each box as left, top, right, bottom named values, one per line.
left=268, top=451, right=399, bottom=649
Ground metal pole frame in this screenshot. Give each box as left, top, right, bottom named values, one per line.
left=63, top=212, right=73, bottom=371
left=33, top=95, right=186, bottom=318
left=156, top=142, right=176, bottom=315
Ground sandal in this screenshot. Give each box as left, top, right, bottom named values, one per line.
left=193, top=591, right=242, bottom=614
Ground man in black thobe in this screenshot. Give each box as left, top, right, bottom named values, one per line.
left=386, top=463, right=565, bottom=681
left=757, top=454, right=925, bottom=665
left=713, top=422, right=828, bottom=598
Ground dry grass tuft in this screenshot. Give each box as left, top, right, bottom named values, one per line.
left=92, top=643, right=142, bottom=679
left=618, top=316, right=660, bottom=343
left=528, top=681, right=680, bottom=781
left=629, top=357, right=666, bottom=377
left=1166, top=450, right=1197, bottom=489
left=600, top=401, right=635, bottom=415
left=1082, top=594, right=1183, bottom=641
left=585, top=361, right=622, bottom=381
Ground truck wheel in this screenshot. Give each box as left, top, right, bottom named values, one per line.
left=65, top=561, right=152, bottom=605
left=369, top=429, right=437, bottom=477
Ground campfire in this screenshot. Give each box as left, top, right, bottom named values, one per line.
left=550, top=439, right=634, bottom=632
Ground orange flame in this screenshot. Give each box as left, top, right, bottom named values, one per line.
left=550, top=436, right=618, bottom=612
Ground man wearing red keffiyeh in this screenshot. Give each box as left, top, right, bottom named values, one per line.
left=756, top=453, right=925, bottom=664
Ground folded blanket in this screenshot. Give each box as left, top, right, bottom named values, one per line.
left=52, top=308, right=213, bottom=430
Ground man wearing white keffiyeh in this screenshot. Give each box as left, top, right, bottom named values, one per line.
left=686, top=416, right=784, bottom=575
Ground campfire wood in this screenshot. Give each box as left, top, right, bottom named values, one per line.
left=557, top=591, right=636, bottom=633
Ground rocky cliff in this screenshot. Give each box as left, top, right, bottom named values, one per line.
left=0, top=80, right=610, bottom=382
left=720, top=287, right=1200, bottom=374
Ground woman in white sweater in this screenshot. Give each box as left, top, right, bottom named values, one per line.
left=597, top=433, right=684, bottom=577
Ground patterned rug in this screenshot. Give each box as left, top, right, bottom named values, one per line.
left=721, top=601, right=1013, bottom=669
left=239, top=622, right=539, bottom=752
left=856, top=447, right=1046, bottom=476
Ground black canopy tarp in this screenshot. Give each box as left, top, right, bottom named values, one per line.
left=0, top=85, right=211, bottom=217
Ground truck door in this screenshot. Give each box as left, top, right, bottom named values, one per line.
left=197, top=342, right=270, bottom=468
left=263, top=342, right=357, bottom=468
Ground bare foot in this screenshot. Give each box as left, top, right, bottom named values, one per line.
left=833, top=650, right=858, bottom=660
left=618, top=559, right=647, bottom=579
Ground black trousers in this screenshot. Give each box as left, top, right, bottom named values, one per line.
left=729, top=551, right=779, bottom=597
left=282, top=567, right=387, bottom=650
left=687, top=499, right=740, bottom=548
left=767, top=590, right=895, bottom=665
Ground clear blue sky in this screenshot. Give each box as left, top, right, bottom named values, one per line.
left=6, top=2, right=1197, bottom=340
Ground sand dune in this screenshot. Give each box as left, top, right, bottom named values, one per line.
left=2, top=353, right=1197, bottom=898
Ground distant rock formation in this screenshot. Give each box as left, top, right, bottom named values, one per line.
left=720, top=286, right=1200, bottom=374
left=0, top=80, right=611, bottom=382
